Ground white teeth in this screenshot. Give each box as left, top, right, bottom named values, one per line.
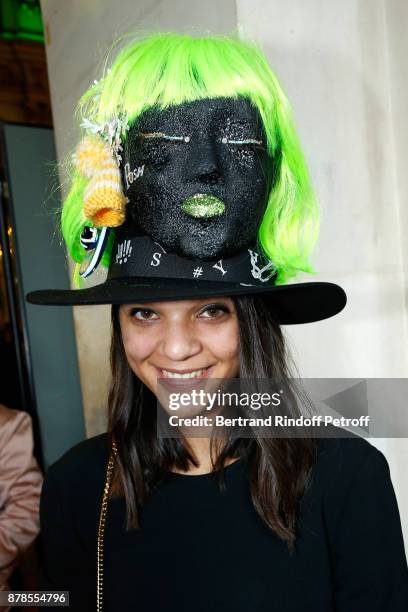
left=161, top=368, right=207, bottom=379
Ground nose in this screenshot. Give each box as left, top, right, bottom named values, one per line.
left=187, top=139, right=221, bottom=185
left=159, top=319, right=202, bottom=362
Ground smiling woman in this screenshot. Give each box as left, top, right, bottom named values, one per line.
left=26, top=32, right=408, bottom=612
left=107, top=292, right=317, bottom=527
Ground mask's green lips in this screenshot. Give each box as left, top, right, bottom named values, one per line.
left=181, top=194, right=225, bottom=218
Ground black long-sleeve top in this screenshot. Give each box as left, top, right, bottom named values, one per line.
left=39, top=433, right=408, bottom=611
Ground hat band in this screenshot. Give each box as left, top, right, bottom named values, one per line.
left=107, top=234, right=277, bottom=287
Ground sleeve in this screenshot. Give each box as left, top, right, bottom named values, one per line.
left=40, top=466, right=96, bottom=611
left=0, top=408, right=43, bottom=588
left=331, top=448, right=408, bottom=611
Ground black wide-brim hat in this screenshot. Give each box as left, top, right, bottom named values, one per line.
left=26, top=224, right=346, bottom=325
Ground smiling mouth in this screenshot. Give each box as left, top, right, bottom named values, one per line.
left=180, top=194, right=225, bottom=218
left=156, top=366, right=215, bottom=392
left=156, top=365, right=213, bottom=380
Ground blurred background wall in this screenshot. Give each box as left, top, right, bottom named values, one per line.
left=0, top=0, right=86, bottom=470
left=38, top=0, right=408, bottom=544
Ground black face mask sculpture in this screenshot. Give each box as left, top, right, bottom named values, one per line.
left=121, top=97, right=276, bottom=259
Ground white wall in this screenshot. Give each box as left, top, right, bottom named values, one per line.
left=40, top=0, right=408, bottom=544
left=236, top=0, right=408, bottom=545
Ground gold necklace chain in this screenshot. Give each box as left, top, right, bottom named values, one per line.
left=96, top=440, right=118, bottom=612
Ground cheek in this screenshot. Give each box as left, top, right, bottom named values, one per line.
left=226, top=165, right=268, bottom=202
left=121, top=327, right=157, bottom=371
left=130, top=166, right=183, bottom=209
left=205, top=322, right=240, bottom=362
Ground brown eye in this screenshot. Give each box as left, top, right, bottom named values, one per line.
left=130, top=308, right=159, bottom=321
left=199, top=304, right=229, bottom=319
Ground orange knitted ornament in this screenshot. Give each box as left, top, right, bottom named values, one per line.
left=73, top=135, right=128, bottom=227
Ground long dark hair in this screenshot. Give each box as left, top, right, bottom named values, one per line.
left=107, top=295, right=318, bottom=551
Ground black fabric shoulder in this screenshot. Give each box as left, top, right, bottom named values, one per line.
left=48, top=432, right=110, bottom=483
left=316, top=432, right=379, bottom=479
left=44, top=433, right=110, bottom=543
left=313, top=436, right=408, bottom=610
left=304, top=434, right=386, bottom=535
left=299, top=433, right=408, bottom=611
left=318, top=429, right=380, bottom=469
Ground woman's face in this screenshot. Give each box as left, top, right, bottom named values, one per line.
left=119, top=297, right=240, bottom=397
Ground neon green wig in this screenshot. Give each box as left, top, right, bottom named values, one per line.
left=62, top=32, right=319, bottom=284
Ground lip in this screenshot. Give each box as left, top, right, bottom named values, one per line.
left=180, top=194, right=225, bottom=218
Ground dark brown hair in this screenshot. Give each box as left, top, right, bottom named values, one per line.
left=107, top=295, right=318, bottom=551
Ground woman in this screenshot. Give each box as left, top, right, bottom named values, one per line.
left=27, top=33, right=408, bottom=611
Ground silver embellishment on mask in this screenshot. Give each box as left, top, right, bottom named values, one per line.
left=80, top=111, right=130, bottom=164
left=248, top=249, right=276, bottom=282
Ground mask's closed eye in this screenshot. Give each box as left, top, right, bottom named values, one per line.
left=220, top=136, right=265, bottom=150
left=139, top=132, right=191, bottom=143
left=219, top=136, right=266, bottom=167
left=136, top=132, right=191, bottom=167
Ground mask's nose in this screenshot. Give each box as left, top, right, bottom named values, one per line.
left=181, top=136, right=226, bottom=219
left=186, top=139, right=221, bottom=185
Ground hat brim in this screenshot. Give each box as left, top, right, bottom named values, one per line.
left=26, top=278, right=346, bottom=325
